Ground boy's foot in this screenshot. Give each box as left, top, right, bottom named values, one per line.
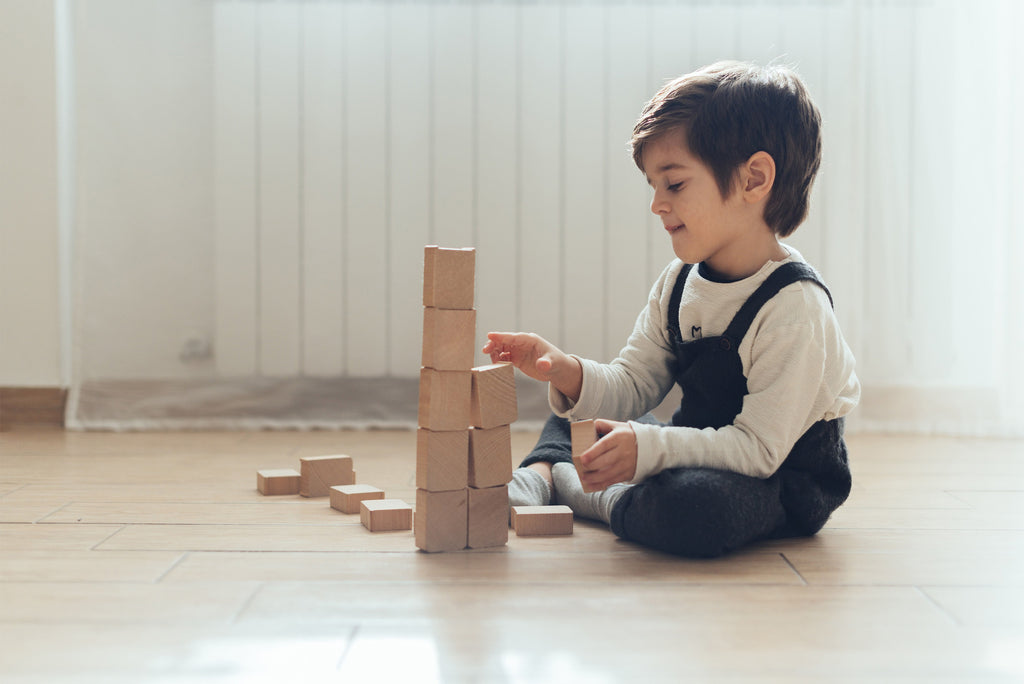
left=551, top=462, right=631, bottom=525
left=508, top=462, right=553, bottom=508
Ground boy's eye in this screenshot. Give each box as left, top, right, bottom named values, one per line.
left=667, top=182, right=684, bottom=192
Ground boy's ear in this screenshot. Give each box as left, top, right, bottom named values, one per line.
left=741, top=151, right=775, bottom=201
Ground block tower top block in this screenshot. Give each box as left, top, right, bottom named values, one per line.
left=423, top=246, right=475, bottom=310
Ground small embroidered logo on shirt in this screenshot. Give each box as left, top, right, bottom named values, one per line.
left=691, top=326, right=702, bottom=339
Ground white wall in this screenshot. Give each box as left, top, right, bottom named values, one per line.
left=73, top=0, right=214, bottom=381
left=0, top=0, right=62, bottom=387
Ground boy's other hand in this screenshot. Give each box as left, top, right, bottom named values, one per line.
left=576, top=419, right=638, bottom=491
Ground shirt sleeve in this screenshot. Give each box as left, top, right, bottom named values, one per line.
left=549, top=262, right=681, bottom=422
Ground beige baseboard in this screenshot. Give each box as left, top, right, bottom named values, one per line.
left=0, top=387, right=67, bottom=431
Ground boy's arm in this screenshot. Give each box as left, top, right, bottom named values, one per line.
left=549, top=262, right=682, bottom=421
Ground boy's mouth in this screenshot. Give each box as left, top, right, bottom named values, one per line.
left=665, top=223, right=683, bottom=234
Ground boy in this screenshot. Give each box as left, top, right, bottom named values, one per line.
left=483, top=61, right=859, bottom=558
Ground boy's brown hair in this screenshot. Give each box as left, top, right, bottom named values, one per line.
left=631, top=61, right=822, bottom=238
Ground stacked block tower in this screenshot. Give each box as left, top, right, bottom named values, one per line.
left=416, top=246, right=517, bottom=552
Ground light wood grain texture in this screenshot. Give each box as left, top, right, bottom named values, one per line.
left=417, top=368, right=471, bottom=431
left=1, top=428, right=1022, bottom=682
left=414, top=487, right=468, bottom=553
left=467, top=484, right=509, bottom=549
left=415, top=428, right=468, bottom=492
left=470, top=362, right=517, bottom=429
left=299, top=455, right=355, bottom=497
left=330, top=484, right=384, bottom=515
left=512, top=505, right=574, bottom=536
left=422, top=245, right=475, bottom=310
left=468, top=424, right=513, bottom=488
left=257, top=468, right=300, bottom=495
left=571, top=418, right=599, bottom=492
left=421, top=307, right=477, bottom=371
left=360, top=498, right=413, bottom=532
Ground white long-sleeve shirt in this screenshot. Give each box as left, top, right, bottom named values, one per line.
left=549, top=248, right=860, bottom=483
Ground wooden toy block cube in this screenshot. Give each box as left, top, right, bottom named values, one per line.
left=421, top=307, right=477, bottom=371
left=423, top=245, right=475, bottom=310
left=299, top=454, right=355, bottom=497
left=360, top=498, right=413, bottom=531
left=468, top=424, right=513, bottom=488
left=416, top=428, right=469, bottom=492
left=257, top=468, right=301, bottom=496
left=467, top=484, right=509, bottom=549
left=330, top=484, right=385, bottom=514
left=418, top=368, right=472, bottom=431
left=511, top=505, right=574, bottom=536
left=415, top=488, right=468, bottom=553
left=571, top=419, right=600, bottom=493
left=470, top=362, right=517, bottom=429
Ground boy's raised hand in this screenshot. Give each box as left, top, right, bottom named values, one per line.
left=482, top=332, right=583, bottom=402
left=575, top=419, right=638, bottom=491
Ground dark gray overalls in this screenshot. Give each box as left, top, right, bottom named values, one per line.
left=521, top=262, right=852, bottom=558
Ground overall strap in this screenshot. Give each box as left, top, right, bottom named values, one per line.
left=721, top=262, right=833, bottom=347
left=666, top=263, right=695, bottom=346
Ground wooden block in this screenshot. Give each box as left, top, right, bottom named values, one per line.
left=571, top=419, right=600, bottom=493
left=470, top=362, right=517, bottom=429
left=421, top=307, right=476, bottom=370
left=299, top=455, right=355, bottom=497
left=416, top=428, right=469, bottom=492
left=423, top=245, right=475, bottom=309
left=415, top=488, right=468, bottom=553
left=418, top=368, right=472, bottom=431
left=360, top=499, right=413, bottom=531
left=468, top=425, right=513, bottom=488
left=330, top=484, right=385, bottom=514
left=467, top=485, right=509, bottom=549
left=511, top=505, right=574, bottom=536
left=256, top=469, right=300, bottom=496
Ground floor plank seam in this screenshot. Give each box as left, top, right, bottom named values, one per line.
left=153, top=552, right=190, bottom=583
left=914, top=586, right=963, bottom=627
left=779, top=553, right=809, bottom=585
left=91, top=525, right=128, bottom=550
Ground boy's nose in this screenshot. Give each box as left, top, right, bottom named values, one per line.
left=650, top=194, right=669, bottom=215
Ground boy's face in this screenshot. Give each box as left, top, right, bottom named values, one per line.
left=642, top=130, right=749, bottom=273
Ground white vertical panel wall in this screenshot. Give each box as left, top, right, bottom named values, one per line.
left=208, top=0, right=1019, bottom=396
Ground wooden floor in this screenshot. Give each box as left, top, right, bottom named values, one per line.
left=1, top=429, right=1022, bottom=683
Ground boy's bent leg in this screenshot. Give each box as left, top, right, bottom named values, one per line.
left=610, top=468, right=787, bottom=558
left=518, top=413, right=575, bottom=468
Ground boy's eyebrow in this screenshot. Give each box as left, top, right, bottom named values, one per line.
left=645, top=162, right=690, bottom=185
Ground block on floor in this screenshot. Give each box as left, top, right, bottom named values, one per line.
left=360, top=499, right=413, bottom=532
left=256, top=469, right=301, bottom=496
left=416, top=428, right=469, bottom=492
left=299, top=455, right=355, bottom=497
left=470, top=362, right=518, bottom=429
left=415, top=488, right=468, bottom=553
left=422, top=307, right=477, bottom=371
left=512, top=505, right=574, bottom=536
left=468, top=485, right=509, bottom=549
left=330, top=484, right=385, bottom=514
left=468, top=425, right=513, bottom=488
left=571, top=419, right=599, bottom=493
left=423, top=245, right=475, bottom=310
left=418, top=368, right=472, bottom=431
